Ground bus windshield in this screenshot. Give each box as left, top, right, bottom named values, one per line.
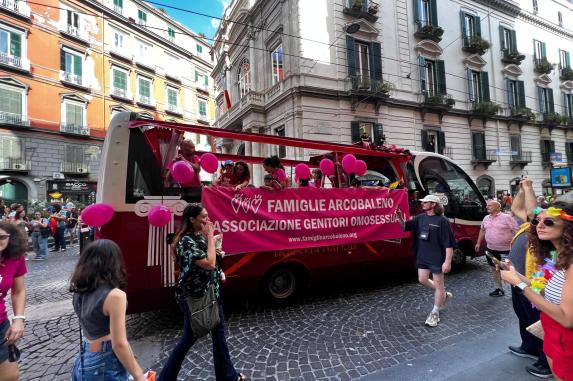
left=408, top=155, right=486, bottom=221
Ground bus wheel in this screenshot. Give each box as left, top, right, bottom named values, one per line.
left=264, top=267, right=301, bottom=304
left=451, top=248, right=467, bottom=270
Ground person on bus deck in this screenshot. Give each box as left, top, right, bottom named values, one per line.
left=158, top=205, right=247, bottom=381
left=321, top=154, right=348, bottom=188
left=69, top=240, right=146, bottom=381
left=168, top=140, right=201, bottom=188
left=233, top=161, right=251, bottom=191
left=260, top=174, right=280, bottom=191
left=214, top=160, right=236, bottom=187
left=262, top=155, right=289, bottom=189
left=395, top=194, right=455, bottom=327
left=475, top=199, right=519, bottom=297
left=310, top=169, right=323, bottom=188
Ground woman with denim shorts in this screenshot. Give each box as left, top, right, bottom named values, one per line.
left=0, top=222, right=27, bottom=381
left=69, top=240, right=145, bottom=381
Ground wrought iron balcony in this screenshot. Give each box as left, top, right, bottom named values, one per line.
left=60, top=123, right=90, bottom=136
left=560, top=67, right=573, bottom=81
left=342, top=0, right=379, bottom=22
left=542, top=112, right=565, bottom=127
left=61, top=24, right=89, bottom=42
left=347, top=75, right=392, bottom=97
left=59, top=71, right=83, bottom=87
left=0, top=52, right=30, bottom=71
left=471, top=149, right=497, bottom=168
left=60, top=162, right=89, bottom=174
left=414, top=22, right=444, bottom=42
left=0, top=0, right=31, bottom=18
left=509, top=151, right=532, bottom=169
left=462, top=35, right=490, bottom=56
left=423, top=92, right=455, bottom=109
left=501, top=50, right=525, bottom=65
left=534, top=58, right=554, bottom=75
left=0, top=111, right=29, bottom=126
left=0, top=158, right=30, bottom=172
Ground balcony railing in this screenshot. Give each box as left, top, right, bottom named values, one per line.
left=510, top=151, right=532, bottom=163
left=0, top=111, right=29, bottom=126
left=414, top=22, right=444, bottom=42
left=560, top=67, right=573, bottom=81
left=423, top=92, right=455, bottom=108
left=462, top=35, right=491, bottom=56
left=534, top=58, right=554, bottom=75
left=347, top=75, right=393, bottom=97
left=342, top=0, right=379, bottom=22
left=0, top=52, right=30, bottom=71
left=0, top=158, right=30, bottom=171
left=541, top=152, right=551, bottom=163
left=0, top=0, right=31, bottom=18
left=472, top=149, right=497, bottom=163
left=60, top=123, right=89, bottom=136
left=110, top=87, right=132, bottom=101
left=59, top=71, right=83, bottom=86
left=501, top=50, right=525, bottom=65
left=442, top=146, right=454, bottom=159
left=60, top=162, right=89, bottom=174
left=136, top=95, right=156, bottom=107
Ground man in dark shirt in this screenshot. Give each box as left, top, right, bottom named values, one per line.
left=396, top=194, right=455, bottom=327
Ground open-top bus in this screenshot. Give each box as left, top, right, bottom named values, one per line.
left=97, top=112, right=486, bottom=312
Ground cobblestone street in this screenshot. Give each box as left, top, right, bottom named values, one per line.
left=16, top=248, right=533, bottom=381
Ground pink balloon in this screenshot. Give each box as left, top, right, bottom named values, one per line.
left=294, top=164, right=311, bottom=180
left=342, top=154, right=357, bottom=173
left=275, top=168, right=287, bottom=182
left=319, top=159, right=334, bottom=176
left=81, top=203, right=114, bottom=227
left=200, top=153, right=219, bottom=174
left=354, top=160, right=367, bottom=177
left=171, top=161, right=195, bottom=184
left=148, top=205, right=171, bottom=227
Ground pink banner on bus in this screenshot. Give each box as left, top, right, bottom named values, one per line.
left=202, top=187, right=409, bottom=254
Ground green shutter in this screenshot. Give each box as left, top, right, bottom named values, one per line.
left=413, top=0, right=420, bottom=26
left=139, top=78, right=150, bottom=97
left=510, top=30, right=517, bottom=53
left=480, top=71, right=490, bottom=102
left=195, top=71, right=199, bottom=82
left=369, top=42, right=382, bottom=81
left=460, top=11, right=467, bottom=39
left=517, top=81, right=525, bottom=108
left=474, top=15, right=481, bottom=37
left=0, top=88, right=22, bottom=114
left=541, top=42, right=547, bottom=59
left=436, top=60, right=446, bottom=95
left=429, top=0, right=438, bottom=27
left=421, top=129, right=429, bottom=150
left=9, top=32, right=21, bottom=58
left=346, top=36, right=356, bottom=77
left=60, top=49, right=66, bottom=70
left=499, top=26, right=506, bottom=51
left=351, top=121, right=360, bottom=143
left=567, top=51, right=571, bottom=68
left=550, top=141, right=555, bottom=153
left=548, top=88, right=554, bottom=113
left=437, top=131, right=446, bottom=155
left=537, top=86, right=544, bottom=113
left=466, top=68, right=474, bottom=102
left=373, top=123, right=383, bottom=144
left=418, top=55, right=426, bottom=92
left=73, top=54, right=82, bottom=76
left=506, top=79, right=513, bottom=108
left=204, top=74, right=208, bottom=86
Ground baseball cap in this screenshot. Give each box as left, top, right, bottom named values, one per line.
left=419, top=195, right=441, bottom=204
left=66, top=202, right=75, bottom=209
left=223, top=160, right=234, bottom=166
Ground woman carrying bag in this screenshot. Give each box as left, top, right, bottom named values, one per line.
left=501, top=201, right=573, bottom=381
left=69, top=240, right=146, bottom=381
left=30, top=211, right=50, bottom=260
left=159, top=205, right=246, bottom=381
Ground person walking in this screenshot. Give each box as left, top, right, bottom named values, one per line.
left=50, top=204, right=67, bottom=252
left=159, top=205, right=246, bottom=381
left=30, top=211, right=50, bottom=261
left=0, top=222, right=27, bottom=381
left=475, top=199, right=518, bottom=297
left=501, top=201, right=573, bottom=381
left=396, top=194, right=455, bottom=327
left=506, top=179, right=551, bottom=378
left=69, top=239, right=146, bottom=381
left=65, top=203, right=79, bottom=247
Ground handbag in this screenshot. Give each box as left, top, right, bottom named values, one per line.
left=185, top=283, right=220, bottom=338
left=526, top=320, right=545, bottom=340
left=40, top=227, right=51, bottom=238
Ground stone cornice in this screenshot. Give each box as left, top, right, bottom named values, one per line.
left=518, top=12, right=573, bottom=40
left=472, top=0, right=520, bottom=17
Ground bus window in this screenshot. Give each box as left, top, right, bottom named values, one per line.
left=411, top=157, right=486, bottom=221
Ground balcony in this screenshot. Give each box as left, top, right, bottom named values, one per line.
left=423, top=92, right=455, bottom=109
left=0, top=111, right=29, bottom=126
left=165, top=72, right=181, bottom=82
left=414, top=23, right=444, bottom=43
left=60, top=123, right=90, bottom=136
left=134, top=56, right=155, bottom=72
left=165, top=103, right=182, bottom=116
left=542, top=112, right=565, bottom=127
left=508, top=107, right=535, bottom=123
left=0, top=0, right=31, bottom=19
left=60, top=24, right=89, bottom=44
left=136, top=95, right=156, bottom=108
left=196, top=81, right=210, bottom=94
left=110, top=87, right=132, bottom=102
left=0, top=52, right=30, bottom=72
left=59, top=71, right=86, bottom=89
left=471, top=149, right=497, bottom=169
left=347, top=75, right=393, bottom=96
left=462, top=36, right=490, bottom=56
left=560, top=67, right=573, bottom=81
left=534, top=58, right=554, bottom=75
left=0, top=158, right=30, bottom=172
left=217, top=90, right=264, bottom=128
left=509, top=151, right=532, bottom=169
left=501, top=50, right=525, bottom=65
left=60, top=162, right=89, bottom=174
left=265, top=81, right=284, bottom=103
left=342, top=0, right=379, bottom=23
left=110, top=48, right=132, bottom=64
left=471, top=101, right=502, bottom=117
left=442, top=146, right=454, bottom=160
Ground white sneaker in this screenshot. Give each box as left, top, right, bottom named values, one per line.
left=439, top=291, right=453, bottom=311
left=425, top=311, right=440, bottom=327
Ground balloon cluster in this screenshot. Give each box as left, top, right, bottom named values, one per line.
left=341, top=154, right=368, bottom=176
left=171, top=153, right=221, bottom=184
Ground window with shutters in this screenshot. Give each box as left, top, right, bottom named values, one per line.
left=60, top=48, right=83, bottom=86
left=466, top=70, right=490, bottom=104
left=540, top=139, right=554, bottom=163
left=538, top=87, right=554, bottom=114
left=271, top=45, right=284, bottom=84
left=560, top=50, right=571, bottom=69
left=506, top=79, right=526, bottom=113
left=566, top=142, right=573, bottom=164
left=533, top=40, right=548, bottom=69
left=533, top=0, right=538, bottom=15
left=563, top=93, right=573, bottom=118
left=61, top=97, right=88, bottom=135
left=347, top=36, right=383, bottom=93
left=0, top=136, right=24, bottom=170
left=471, top=132, right=495, bottom=162
left=197, top=98, right=207, bottom=119
left=111, top=66, right=130, bottom=100
left=63, top=145, right=88, bottom=174
left=413, top=0, right=441, bottom=41
left=0, top=83, right=26, bottom=125
left=355, top=42, right=370, bottom=83
left=168, top=28, right=176, bottom=42
left=112, top=29, right=125, bottom=51
left=65, top=9, right=81, bottom=38
left=136, top=75, right=153, bottom=106
left=464, top=13, right=477, bottom=39
left=0, top=25, right=26, bottom=70
left=196, top=44, right=203, bottom=54
left=509, top=135, right=531, bottom=164
left=420, top=58, right=446, bottom=97
left=275, top=126, right=286, bottom=158
left=138, top=10, right=147, bottom=26
left=350, top=121, right=384, bottom=146
left=166, top=86, right=179, bottom=113
left=237, top=58, right=250, bottom=98
left=113, top=0, right=123, bottom=14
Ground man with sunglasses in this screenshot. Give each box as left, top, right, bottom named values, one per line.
left=475, top=199, right=519, bottom=297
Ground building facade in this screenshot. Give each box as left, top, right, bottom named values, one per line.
left=212, top=0, right=573, bottom=196
left=0, top=0, right=214, bottom=208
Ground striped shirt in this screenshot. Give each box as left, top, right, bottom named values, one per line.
left=545, top=269, right=566, bottom=305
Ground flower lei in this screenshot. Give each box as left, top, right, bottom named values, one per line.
left=530, top=250, right=557, bottom=294
left=534, top=206, right=573, bottom=221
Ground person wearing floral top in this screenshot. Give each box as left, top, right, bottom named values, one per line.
left=159, top=205, right=246, bottom=381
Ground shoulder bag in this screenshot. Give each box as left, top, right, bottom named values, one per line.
left=185, top=283, right=220, bottom=338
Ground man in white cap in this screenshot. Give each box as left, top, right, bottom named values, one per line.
left=396, top=194, right=455, bottom=327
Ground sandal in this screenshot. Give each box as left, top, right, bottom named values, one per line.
left=236, top=373, right=247, bottom=381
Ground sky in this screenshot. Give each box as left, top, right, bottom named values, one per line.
left=146, top=0, right=229, bottom=40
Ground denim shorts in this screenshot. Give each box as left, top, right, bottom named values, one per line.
left=0, top=320, right=9, bottom=363
left=72, top=341, right=129, bottom=381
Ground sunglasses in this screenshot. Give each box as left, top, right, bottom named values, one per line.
left=0, top=235, right=10, bottom=240
left=531, top=218, right=557, bottom=227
